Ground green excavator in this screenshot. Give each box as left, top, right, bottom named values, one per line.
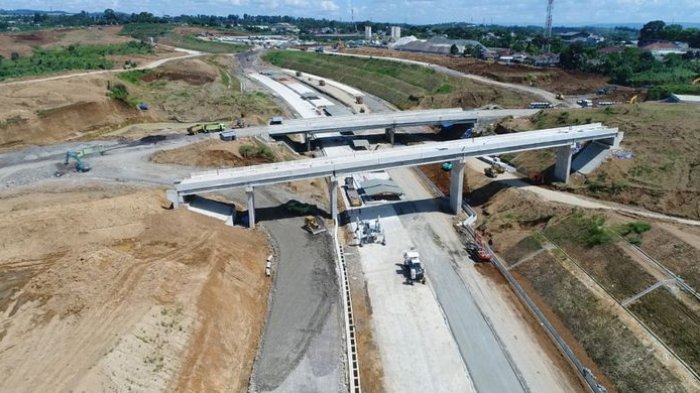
left=64, top=151, right=91, bottom=172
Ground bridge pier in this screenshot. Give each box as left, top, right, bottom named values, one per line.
left=305, top=133, right=312, bottom=152
left=553, top=145, right=574, bottom=183
left=449, top=160, right=466, bottom=214
left=329, top=176, right=339, bottom=222
left=246, top=186, right=256, bottom=229
left=385, top=127, right=395, bottom=145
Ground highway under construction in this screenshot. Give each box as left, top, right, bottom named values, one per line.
left=168, top=67, right=624, bottom=393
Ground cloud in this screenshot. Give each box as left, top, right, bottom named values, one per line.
left=320, top=0, right=339, bottom=12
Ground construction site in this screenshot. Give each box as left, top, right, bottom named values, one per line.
left=1, top=20, right=699, bottom=393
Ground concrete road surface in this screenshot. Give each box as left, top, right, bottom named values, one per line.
left=351, top=206, right=476, bottom=393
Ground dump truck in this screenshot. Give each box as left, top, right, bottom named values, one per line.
left=403, top=250, right=426, bottom=284
left=466, top=242, right=492, bottom=262
left=304, top=215, right=327, bottom=235
left=187, top=122, right=226, bottom=135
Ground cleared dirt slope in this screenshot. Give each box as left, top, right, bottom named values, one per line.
left=0, top=184, right=270, bottom=393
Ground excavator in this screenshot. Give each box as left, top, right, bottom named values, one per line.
left=693, top=77, right=700, bottom=85
left=484, top=163, right=505, bottom=178
left=64, top=151, right=91, bottom=172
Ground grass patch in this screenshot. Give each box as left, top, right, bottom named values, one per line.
left=544, top=212, right=657, bottom=300
left=516, top=252, right=686, bottom=393
left=163, top=34, right=249, bottom=54
left=0, top=42, right=153, bottom=80
left=263, top=50, right=531, bottom=109
left=0, top=115, right=27, bottom=129
left=118, top=69, right=154, bottom=84
left=501, top=235, right=542, bottom=266
left=629, top=287, right=700, bottom=374
left=239, top=143, right=276, bottom=161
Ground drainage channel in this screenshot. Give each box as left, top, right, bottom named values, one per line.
left=334, top=227, right=362, bottom=393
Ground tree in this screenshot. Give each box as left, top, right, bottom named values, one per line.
left=449, top=44, right=459, bottom=56
left=639, top=20, right=665, bottom=43
left=10, top=52, right=19, bottom=61
left=103, top=9, right=118, bottom=25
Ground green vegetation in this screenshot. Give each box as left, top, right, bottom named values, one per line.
left=107, top=83, right=130, bottom=104
left=0, top=42, right=153, bottom=80
left=119, top=23, right=173, bottom=40
left=630, top=288, right=700, bottom=375
left=515, top=252, right=686, bottom=393
left=0, top=116, right=27, bottom=129
left=117, top=69, right=154, bottom=84
left=543, top=212, right=657, bottom=300
left=264, top=51, right=531, bottom=109
left=615, top=221, right=652, bottom=245
left=239, top=143, right=276, bottom=161
left=119, top=24, right=249, bottom=53
left=545, top=212, right=613, bottom=248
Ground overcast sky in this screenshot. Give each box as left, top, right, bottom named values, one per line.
left=2, top=0, right=699, bottom=25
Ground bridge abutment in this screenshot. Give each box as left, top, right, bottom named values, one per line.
left=449, top=160, right=466, bottom=214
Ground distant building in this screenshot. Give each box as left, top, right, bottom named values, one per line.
left=364, top=25, right=372, bottom=41
left=558, top=31, right=605, bottom=45
left=670, top=94, right=700, bottom=104
left=392, top=36, right=487, bottom=56
left=390, top=26, right=401, bottom=41
left=640, top=41, right=688, bottom=58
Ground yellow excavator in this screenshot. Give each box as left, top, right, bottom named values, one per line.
left=484, top=163, right=505, bottom=178
left=693, top=77, right=700, bottom=85
left=629, top=95, right=639, bottom=104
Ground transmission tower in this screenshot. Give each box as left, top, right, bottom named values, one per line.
left=544, top=0, right=554, bottom=53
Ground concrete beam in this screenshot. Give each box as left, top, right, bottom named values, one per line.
left=246, top=186, right=256, bottom=229
left=329, top=176, right=339, bottom=221
left=449, top=160, right=466, bottom=214
left=554, top=145, right=574, bottom=183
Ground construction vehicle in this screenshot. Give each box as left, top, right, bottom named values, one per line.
left=403, top=250, right=426, bottom=284
left=356, top=216, right=386, bottom=246
left=441, top=162, right=453, bottom=171
left=64, top=151, right=91, bottom=172
left=693, top=77, right=700, bottom=85
left=629, top=95, right=639, bottom=104
left=466, top=233, right=492, bottom=262
left=304, top=215, right=327, bottom=235
left=484, top=163, right=505, bottom=178
left=187, top=122, right=226, bottom=135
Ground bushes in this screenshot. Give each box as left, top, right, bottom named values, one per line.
left=238, top=144, right=275, bottom=161
left=107, top=83, right=130, bottom=103
left=0, top=42, right=153, bottom=80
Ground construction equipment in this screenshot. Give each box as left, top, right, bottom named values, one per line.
left=64, top=151, right=91, bottom=172
left=466, top=233, right=492, bottom=262
left=693, top=77, right=700, bottom=85
left=441, top=162, right=454, bottom=171
left=304, top=215, right=327, bottom=235
left=356, top=216, right=386, bottom=246
left=484, top=163, right=505, bottom=178
left=187, top=122, right=226, bottom=135
left=403, top=250, right=426, bottom=284
left=629, top=95, right=639, bottom=104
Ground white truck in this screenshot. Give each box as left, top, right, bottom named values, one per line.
left=403, top=250, right=426, bottom=284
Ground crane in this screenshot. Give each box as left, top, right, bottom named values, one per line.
left=544, top=0, right=554, bottom=53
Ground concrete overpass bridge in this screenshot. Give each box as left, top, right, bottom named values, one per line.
left=240, top=108, right=538, bottom=148
left=169, top=123, right=622, bottom=228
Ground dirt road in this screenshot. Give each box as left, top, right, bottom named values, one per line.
left=0, top=46, right=205, bottom=87
left=328, top=52, right=574, bottom=108
left=467, top=158, right=700, bottom=227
